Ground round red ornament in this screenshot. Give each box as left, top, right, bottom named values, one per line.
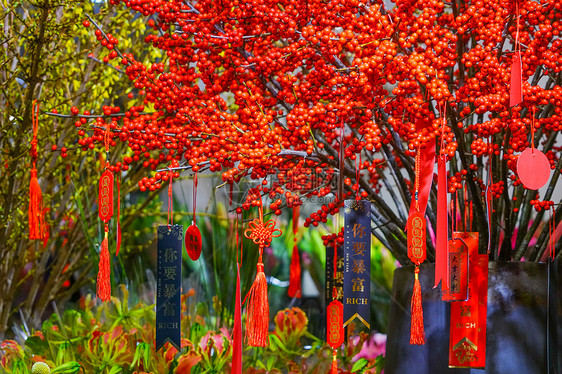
left=185, top=224, right=202, bottom=261
left=517, top=148, right=550, bottom=190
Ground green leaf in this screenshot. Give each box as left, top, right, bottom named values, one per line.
left=351, top=358, right=368, bottom=373
left=25, top=336, right=48, bottom=355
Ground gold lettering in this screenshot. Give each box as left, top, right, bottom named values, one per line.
left=352, top=223, right=366, bottom=238
left=352, top=242, right=366, bottom=256
left=352, top=259, right=366, bottom=274
left=352, top=277, right=365, bottom=292
left=345, top=298, right=368, bottom=305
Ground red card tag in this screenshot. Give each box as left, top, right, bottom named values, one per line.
left=442, top=238, right=468, bottom=302
left=510, top=52, right=523, bottom=107
left=449, top=232, right=488, bottom=369
left=407, top=211, right=426, bottom=265
left=327, top=300, right=344, bottom=348
left=517, top=148, right=551, bottom=190
left=98, top=170, right=114, bottom=223
left=185, top=224, right=202, bottom=261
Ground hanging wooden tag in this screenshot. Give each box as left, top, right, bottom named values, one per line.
left=442, top=238, right=468, bottom=302
left=407, top=211, right=427, bottom=265
left=156, top=224, right=183, bottom=351
left=343, top=199, right=371, bottom=330
left=517, top=148, right=551, bottom=190
left=185, top=224, right=202, bottom=261
left=98, top=170, right=114, bottom=222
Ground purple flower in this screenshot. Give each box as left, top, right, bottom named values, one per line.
left=352, top=333, right=386, bottom=362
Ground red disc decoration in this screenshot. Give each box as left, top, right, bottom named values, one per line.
left=185, top=224, right=202, bottom=261
left=517, top=148, right=551, bottom=190
left=407, top=210, right=427, bottom=265
left=98, top=169, right=114, bottom=223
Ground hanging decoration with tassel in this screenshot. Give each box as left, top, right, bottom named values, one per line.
left=29, top=100, right=46, bottom=240
left=97, top=125, right=114, bottom=302
left=288, top=205, right=302, bottom=298
left=327, top=239, right=344, bottom=374
left=406, top=145, right=429, bottom=345
left=243, top=203, right=282, bottom=347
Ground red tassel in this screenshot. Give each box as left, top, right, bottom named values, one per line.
left=29, top=168, right=45, bottom=240
left=245, top=262, right=269, bottom=347
left=97, top=229, right=111, bottom=302
left=410, top=266, right=426, bottom=345
left=288, top=245, right=301, bottom=298
left=331, top=349, right=338, bottom=374
left=232, top=263, right=242, bottom=373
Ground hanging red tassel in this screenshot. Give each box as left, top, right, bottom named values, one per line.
left=29, top=169, right=45, bottom=239
left=410, top=266, right=426, bottom=345
left=97, top=228, right=111, bottom=302
left=29, top=101, right=45, bottom=240
left=245, top=262, right=269, bottom=347
left=244, top=207, right=281, bottom=347
left=288, top=245, right=302, bottom=298
left=232, top=263, right=242, bottom=373
left=331, top=349, right=338, bottom=374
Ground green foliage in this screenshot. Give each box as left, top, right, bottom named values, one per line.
left=0, top=0, right=161, bottom=337
left=0, top=297, right=384, bottom=374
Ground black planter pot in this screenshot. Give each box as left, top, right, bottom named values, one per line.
left=385, top=261, right=562, bottom=374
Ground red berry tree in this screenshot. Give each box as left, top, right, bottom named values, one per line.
left=77, top=0, right=562, bottom=263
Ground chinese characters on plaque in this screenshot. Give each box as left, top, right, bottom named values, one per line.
left=325, top=245, right=344, bottom=305
left=449, top=232, right=488, bottom=369
left=343, top=200, right=371, bottom=329
left=442, top=238, right=468, bottom=302
left=156, top=225, right=183, bottom=351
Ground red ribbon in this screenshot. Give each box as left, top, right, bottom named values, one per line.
left=232, top=263, right=242, bottom=373
left=408, top=138, right=436, bottom=217
left=435, top=154, right=449, bottom=289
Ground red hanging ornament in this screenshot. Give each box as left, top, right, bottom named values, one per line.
left=185, top=173, right=202, bottom=260
left=406, top=146, right=428, bottom=345
left=327, top=237, right=344, bottom=373
left=517, top=109, right=551, bottom=190
left=29, top=100, right=46, bottom=240
left=98, top=170, right=114, bottom=222
left=97, top=125, right=114, bottom=301
left=288, top=206, right=301, bottom=298
left=244, top=206, right=282, bottom=347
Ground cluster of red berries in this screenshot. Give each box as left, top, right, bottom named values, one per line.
left=530, top=199, right=554, bottom=212
left=321, top=228, right=345, bottom=248
left=64, top=0, right=562, bottom=229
